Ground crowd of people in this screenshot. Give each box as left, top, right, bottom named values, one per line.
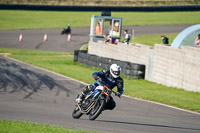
left=95, top=21, right=131, bottom=45
left=161, top=34, right=200, bottom=48
left=65, top=23, right=200, bottom=48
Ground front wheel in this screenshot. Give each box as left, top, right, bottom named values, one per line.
left=89, top=99, right=106, bottom=121
left=72, top=105, right=83, bottom=119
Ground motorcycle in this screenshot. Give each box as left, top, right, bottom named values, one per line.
left=61, top=27, right=71, bottom=35
left=72, top=80, right=119, bottom=121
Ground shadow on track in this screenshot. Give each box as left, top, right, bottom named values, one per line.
left=96, top=120, right=200, bottom=131
left=35, top=42, right=44, bottom=50
left=0, top=58, right=71, bottom=99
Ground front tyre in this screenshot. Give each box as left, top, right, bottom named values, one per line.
left=72, top=105, right=83, bottom=119
left=89, top=99, right=106, bottom=121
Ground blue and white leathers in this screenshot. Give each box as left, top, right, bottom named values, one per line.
left=89, top=69, right=124, bottom=110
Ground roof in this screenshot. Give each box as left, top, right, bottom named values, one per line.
left=91, top=15, right=123, bottom=20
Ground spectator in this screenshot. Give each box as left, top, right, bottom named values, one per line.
left=195, top=34, right=200, bottom=48
left=161, top=35, right=169, bottom=45
left=104, top=34, right=110, bottom=43
left=112, top=21, right=120, bottom=36
left=103, top=34, right=117, bottom=45
left=103, top=20, right=119, bottom=45
left=123, top=30, right=130, bottom=45
left=95, top=22, right=102, bottom=35
left=65, top=24, right=71, bottom=34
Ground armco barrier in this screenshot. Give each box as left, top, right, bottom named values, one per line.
left=0, top=4, right=200, bottom=11
left=74, top=50, right=145, bottom=79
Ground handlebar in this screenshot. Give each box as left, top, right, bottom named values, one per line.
left=96, top=79, right=121, bottom=98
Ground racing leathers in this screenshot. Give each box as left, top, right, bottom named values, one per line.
left=79, top=69, right=124, bottom=110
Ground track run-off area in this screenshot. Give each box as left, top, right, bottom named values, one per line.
left=0, top=25, right=192, bottom=52
left=0, top=55, right=200, bottom=133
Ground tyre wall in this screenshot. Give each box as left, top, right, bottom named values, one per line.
left=88, top=41, right=152, bottom=79
left=74, top=50, right=145, bottom=79
left=75, top=42, right=200, bottom=92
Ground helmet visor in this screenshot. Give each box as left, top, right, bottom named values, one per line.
left=113, top=71, right=120, bottom=76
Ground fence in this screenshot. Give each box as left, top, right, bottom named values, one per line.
left=1, top=4, right=200, bottom=11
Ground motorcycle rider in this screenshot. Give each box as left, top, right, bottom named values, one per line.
left=65, top=24, right=71, bottom=33
left=77, top=64, right=123, bottom=110
left=61, top=24, right=71, bottom=35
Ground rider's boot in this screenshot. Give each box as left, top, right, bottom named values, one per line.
left=76, top=85, right=93, bottom=104
left=76, top=93, right=85, bottom=104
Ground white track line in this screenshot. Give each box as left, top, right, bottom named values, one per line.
left=4, top=55, right=200, bottom=116
left=5, top=55, right=87, bottom=86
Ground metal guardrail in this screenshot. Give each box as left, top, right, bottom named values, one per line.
left=0, top=4, right=200, bottom=11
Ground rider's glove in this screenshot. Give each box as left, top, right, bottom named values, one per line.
left=115, top=92, right=121, bottom=98
left=98, top=77, right=104, bottom=84
left=93, top=75, right=99, bottom=80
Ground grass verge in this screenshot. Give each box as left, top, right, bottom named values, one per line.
left=0, top=48, right=200, bottom=113
left=0, top=10, right=200, bottom=30
left=80, top=33, right=178, bottom=48
left=80, top=44, right=88, bottom=51
left=0, top=120, right=97, bottom=133
left=134, top=33, right=178, bottom=47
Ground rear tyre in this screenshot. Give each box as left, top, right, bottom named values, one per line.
left=61, top=30, right=65, bottom=35
left=89, top=99, right=106, bottom=121
left=72, top=105, right=83, bottom=119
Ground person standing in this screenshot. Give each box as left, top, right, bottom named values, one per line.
left=123, top=30, right=130, bottom=45
left=76, top=64, right=123, bottom=110
left=195, top=34, right=200, bottom=48
left=161, top=35, right=169, bottom=45
left=95, top=22, right=102, bottom=35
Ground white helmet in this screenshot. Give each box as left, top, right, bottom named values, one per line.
left=110, top=64, right=121, bottom=78
left=115, top=22, right=119, bottom=27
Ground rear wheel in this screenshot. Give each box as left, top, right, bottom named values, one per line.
left=72, top=105, right=83, bottom=119
left=61, top=30, right=65, bottom=35
left=89, top=99, right=106, bottom=121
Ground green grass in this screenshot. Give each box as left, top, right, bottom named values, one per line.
left=0, top=48, right=97, bottom=83
left=81, top=33, right=178, bottom=48
left=134, top=33, right=178, bottom=47
left=0, top=10, right=100, bottom=30
left=124, top=79, right=200, bottom=110
left=0, top=48, right=200, bottom=113
left=0, top=10, right=200, bottom=30
left=0, top=120, right=96, bottom=133
left=80, top=44, right=89, bottom=51
left=113, top=11, right=200, bottom=26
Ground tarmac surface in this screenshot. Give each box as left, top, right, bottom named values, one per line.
left=0, top=24, right=192, bottom=52
left=0, top=55, right=200, bottom=133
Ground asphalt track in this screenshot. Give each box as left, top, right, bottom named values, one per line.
left=0, top=55, right=200, bottom=133
left=0, top=24, right=192, bottom=52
